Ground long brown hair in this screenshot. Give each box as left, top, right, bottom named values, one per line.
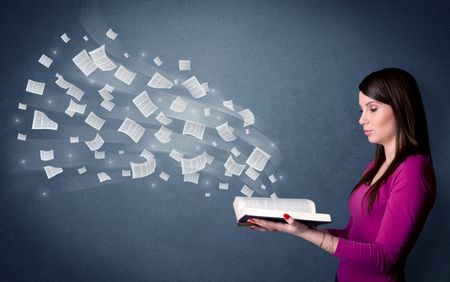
left=350, top=68, right=432, bottom=214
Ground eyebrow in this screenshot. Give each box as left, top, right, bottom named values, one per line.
left=359, top=101, right=379, bottom=107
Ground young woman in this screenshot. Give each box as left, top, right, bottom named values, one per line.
left=247, top=68, right=436, bottom=282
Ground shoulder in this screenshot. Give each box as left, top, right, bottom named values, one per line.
left=391, top=154, right=436, bottom=192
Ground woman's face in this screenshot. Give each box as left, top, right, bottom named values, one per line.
left=358, top=91, right=396, bottom=146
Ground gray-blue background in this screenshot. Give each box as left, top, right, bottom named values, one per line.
left=1, top=0, right=449, bottom=281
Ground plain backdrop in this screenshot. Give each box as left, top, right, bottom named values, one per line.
left=1, top=0, right=449, bottom=281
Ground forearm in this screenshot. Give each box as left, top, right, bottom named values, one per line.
left=294, top=227, right=337, bottom=255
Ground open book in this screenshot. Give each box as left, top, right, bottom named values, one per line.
left=233, top=196, right=332, bottom=227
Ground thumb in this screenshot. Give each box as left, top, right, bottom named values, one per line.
left=283, top=213, right=295, bottom=224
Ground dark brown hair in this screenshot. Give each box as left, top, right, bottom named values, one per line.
left=350, top=68, right=432, bottom=214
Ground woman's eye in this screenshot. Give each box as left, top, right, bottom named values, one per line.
left=359, top=109, right=363, bottom=113
left=370, top=108, right=378, bottom=112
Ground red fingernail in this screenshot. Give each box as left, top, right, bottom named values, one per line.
left=283, top=213, right=289, bottom=220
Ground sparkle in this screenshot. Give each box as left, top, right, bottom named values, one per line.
left=48, top=99, right=52, bottom=104
left=151, top=144, right=156, bottom=148
left=53, top=50, right=57, bottom=55
left=21, top=159, right=26, bottom=164
left=42, top=192, right=47, bottom=196
left=196, top=145, right=200, bottom=150
left=141, top=52, right=146, bottom=57
left=151, top=183, right=156, bottom=187
left=279, top=175, right=283, bottom=179
left=108, top=160, right=113, bottom=164
left=158, top=98, right=162, bottom=102
left=126, top=106, right=130, bottom=111
left=205, top=181, right=209, bottom=185
left=271, top=143, right=275, bottom=147
left=68, top=153, right=72, bottom=158
left=15, top=118, right=19, bottom=123
left=90, top=79, right=95, bottom=84
left=211, top=89, right=216, bottom=93
left=216, top=116, right=221, bottom=120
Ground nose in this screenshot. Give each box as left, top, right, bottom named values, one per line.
left=359, top=111, right=368, bottom=126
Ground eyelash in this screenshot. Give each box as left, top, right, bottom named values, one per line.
left=359, top=109, right=378, bottom=113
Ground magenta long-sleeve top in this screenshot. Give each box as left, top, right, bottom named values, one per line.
left=326, top=154, right=436, bottom=282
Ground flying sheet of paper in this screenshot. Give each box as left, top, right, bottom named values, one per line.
left=245, top=167, right=260, bottom=181
left=153, top=56, right=163, bottom=66
left=60, top=33, right=70, bottom=43
left=98, top=84, right=114, bottom=100
left=118, top=150, right=124, bottom=154
left=72, top=49, right=97, bottom=76
left=97, top=172, right=111, bottom=182
left=140, top=149, right=154, bottom=161
left=100, top=100, right=115, bottom=112
left=38, top=54, right=53, bottom=68
left=147, top=72, right=174, bottom=89
left=130, top=159, right=156, bottom=178
left=55, top=74, right=72, bottom=90
left=181, top=76, right=206, bottom=98
left=122, top=170, right=131, bottom=177
left=179, top=60, right=191, bottom=71
left=269, top=174, right=277, bottom=183
left=240, top=185, right=254, bottom=197
left=246, top=147, right=271, bottom=171
left=32, top=110, right=58, bottom=130
left=183, top=173, right=199, bottom=184
left=159, top=171, right=170, bottom=181
left=180, top=153, right=207, bottom=175
left=216, top=122, right=236, bottom=142
left=85, top=133, right=104, bottom=151
left=123, top=52, right=130, bottom=58
left=203, top=151, right=215, bottom=165
left=83, top=35, right=89, bottom=41
left=114, top=65, right=136, bottom=85
left=238, top=109, right=255, bottom=127
left=261, top=184, right=266, bottom=189
left=270, top=193, right=278, bottom=199
left=106, top=28, right=118, bottom=40
left=85, top=112, right=105, bottom=131
left=66, top=99, right=86, bottom=116
left=224, top=155, right=246, bottom=176
left=231, top=147, right=241, bottom=157
left=95, top=150, right=105, bottom=159
left=118, top=117, right=145, bottom=143
left=169, top=149, right=184, bottom=162
left=66, top=85, right=85, bottom=101
left=40, top=149, right=54, bottom=161
left=70, top=136, right=79, bottom=143
left=219, top=183, right=229, bottom=190
left=205, top=192, right=211, bottom=198
left=212, top=141, right=218, bottom=147
left=245, top=128, right=250, bottom=135
left=89, top=44, right=117, bottom=71
left=154, top=125, right=172, bottom=143
left=17, top=133, right=27, bottom=141
left=132, top=91, right=158, bottom=117
left=203, top=107, right=211, bottom=117
left=155, top=112, right=173, bottom=125
left=44, top=166, right=63, bottom=179
left=169, top=96, right=188, bottom=113
left=223, top=100, right=235, bottom=111
left=78, top=166, right=87, bottom=174
left=201, top=82, right=209, bottom=92
left=182, top=120, right=206, bottom=140
left=26, top=79, right=45, bottom=95
left=18, top=103, right=27, bottom=110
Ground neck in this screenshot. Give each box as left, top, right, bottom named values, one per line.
left=383, top=139, right=396, bottom=164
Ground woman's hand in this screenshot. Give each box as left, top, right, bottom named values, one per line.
left=247, top=213, right=310, bottom=237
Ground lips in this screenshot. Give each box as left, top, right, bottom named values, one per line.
left=364, top=130, right=373, bottom=136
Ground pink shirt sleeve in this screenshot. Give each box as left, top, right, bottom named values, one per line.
left=332, top=156, right=436, bottom=274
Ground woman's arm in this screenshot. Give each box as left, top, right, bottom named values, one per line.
left=248, top=215, right=339, bottom=255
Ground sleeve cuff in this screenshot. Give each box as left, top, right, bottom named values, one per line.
left=333, top=237, right=347, bottom=258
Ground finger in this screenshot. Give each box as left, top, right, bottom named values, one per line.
left=283, top=213, right=296, bottom=225
left=250, top=225, right=267, bottom=232
left=251, top=218, right=283, bottom=231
